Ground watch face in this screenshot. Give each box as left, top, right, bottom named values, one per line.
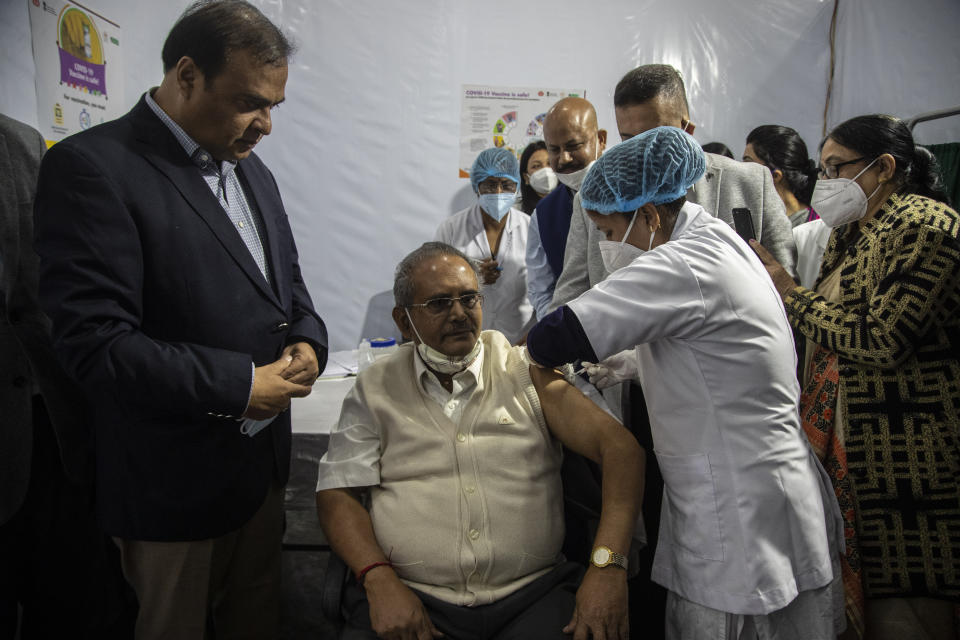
left=593, top=547, right=610, bottom=565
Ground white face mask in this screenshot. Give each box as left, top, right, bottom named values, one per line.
left=403, top=308, right=481, bottom=375
left=811, top=158, right=882, bottom=228
left=555, top=159, right=596, bottom=191
left=599, top=211, right=654, bottom=274
left=477, top=192, right=516, bottom=222
left=528, top=167, right=558, bottom=195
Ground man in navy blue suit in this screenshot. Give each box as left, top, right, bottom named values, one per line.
left=34, top=1, right=327, bottom=636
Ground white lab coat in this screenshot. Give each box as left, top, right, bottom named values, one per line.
left=793, top=219, right=832, bottom=289
left=435, top=204, right=534, bottom=344
left=568, top=202, right=842, bottom=615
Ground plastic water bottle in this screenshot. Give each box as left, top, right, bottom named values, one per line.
left=357, top=339, right=375, bottom=372
left=369, top=337, right=398, bottom=363
left=358, top=337, right=398, bottom=372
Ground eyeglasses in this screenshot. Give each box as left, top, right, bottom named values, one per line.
left=477, top=179, right=518, bottom=195
left=407, top=293, right=483, bottom=315
left=818, top=156, right=869, bottom=179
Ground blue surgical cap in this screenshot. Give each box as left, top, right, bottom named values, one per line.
left=580, top=126, right=705, bottom=214
left=470, top=147, right=520, bottom=193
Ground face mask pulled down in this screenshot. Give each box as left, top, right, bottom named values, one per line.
left=556, top=160, right=597, bottom=191
left=811, top=158, right=882, bottom=228
left=599, top=211, right=653, bottom=274
left=404, top=308, right=481, bottom=375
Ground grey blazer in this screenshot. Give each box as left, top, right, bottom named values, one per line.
left=549, top=152, right=797, bottom=311
left=0, top=114, right=91, bottom=524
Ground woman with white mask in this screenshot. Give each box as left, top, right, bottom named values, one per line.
left=518, top=140, right=557, bottom=214
left=435, top=147, right=533, bottom=344
left=526, top=126, right=844, bottom=640
left=751, top=114, right=960, bottom=640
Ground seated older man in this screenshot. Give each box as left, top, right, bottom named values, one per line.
left=316, top=242, right=643, bottom=640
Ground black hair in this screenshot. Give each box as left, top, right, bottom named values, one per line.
left=162, top=0, right=294, bottom=81
left=614, top=64, right=689, bottom=114
left=747, top=125, right=818, bottom=206
left=826, top=114, right=950, bottom=205
left=702, top=142, right=734, bottom=159
left=518, top=140, right=548, bottom=214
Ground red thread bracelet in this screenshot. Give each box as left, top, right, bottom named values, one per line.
left=357, top=561, right=392, bottom=584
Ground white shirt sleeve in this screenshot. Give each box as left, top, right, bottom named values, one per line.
left=525, top=211, right=557, bottom=320
left=315, top=383, right=381, bottom=492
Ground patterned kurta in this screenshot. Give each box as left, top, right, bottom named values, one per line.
left=783, top=192, right=960, bottom=600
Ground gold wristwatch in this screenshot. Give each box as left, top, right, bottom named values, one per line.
left=590, top=545, right=628, bottom=570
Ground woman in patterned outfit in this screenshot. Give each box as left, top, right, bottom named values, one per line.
left=752, top=114, right=960, bottom=640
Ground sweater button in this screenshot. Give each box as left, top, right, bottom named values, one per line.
left=456, top=432, right=466, bottom=443
left=469, top=529, right=480, bottom=540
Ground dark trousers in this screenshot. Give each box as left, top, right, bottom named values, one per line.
left=342, top=562, right=584, bottom=640
left=0, top=397, right=135, bottom=640
left=627, top=382, right=667, bottom=640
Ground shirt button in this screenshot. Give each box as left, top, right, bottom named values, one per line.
left=465, top=486, right=475, bottom=494
left=456, top=432, right=466, bottom=443
left=469, top=529, right=480, bottom=540
left=238, top=221, right=245, bottom=228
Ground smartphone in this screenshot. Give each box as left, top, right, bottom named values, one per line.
left=732, top=208, right=756, bottom=242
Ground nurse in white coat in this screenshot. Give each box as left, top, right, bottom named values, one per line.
left=526, top=127, right=844, bottom=639
left=436, top=148, right=533, bottom=344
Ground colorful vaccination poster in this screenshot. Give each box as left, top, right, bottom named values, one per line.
left=28, top=0, right=124, bottom=145
left=459, top=85, right=586, bottom=178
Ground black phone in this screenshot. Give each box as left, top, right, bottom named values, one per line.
left=732, top=208, right=756, bottom=242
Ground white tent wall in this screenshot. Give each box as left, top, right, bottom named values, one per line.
left=831, top=0, right=960, bottom=145
left=2, top=0, right=958, bottom=351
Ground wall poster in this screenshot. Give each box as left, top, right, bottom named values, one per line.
left=459, top=84, right=586, bottom=178
left=28, top=0, right=123, bottom=145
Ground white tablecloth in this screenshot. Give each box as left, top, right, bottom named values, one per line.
left=291, top=376, right=355, bottom=434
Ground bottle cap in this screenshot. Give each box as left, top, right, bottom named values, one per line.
left=369, top=337, right=397, bottom=348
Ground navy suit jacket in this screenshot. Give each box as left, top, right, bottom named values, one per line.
left=34, top=96, right=327, bottom=541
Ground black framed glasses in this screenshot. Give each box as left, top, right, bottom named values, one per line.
left=407, top=293, right=483, bottom=315
left=818, top=156, right=869, bottom=179
left=477, top=178, right=518, bottom=195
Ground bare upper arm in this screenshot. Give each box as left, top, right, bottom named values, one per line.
left=529, top=365, right=638, bottom=463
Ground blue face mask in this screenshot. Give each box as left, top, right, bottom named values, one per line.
left=478, top=193, right=516, bottom=222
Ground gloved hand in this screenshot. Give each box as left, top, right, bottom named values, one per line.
left=581, top=350, right=638, bottom=389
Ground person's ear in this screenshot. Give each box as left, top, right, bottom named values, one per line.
left=522, top=173, right=530, bottom=185
left=771, top=168, right=784, bottom=185
left=877, top=153, right=896, bottom=183
left=597, top=129, right=608, bottom=153
left=392, top=307, right=413, bottom=342
left=175, top=56, right=200, bottom=99
left=637, top=203, right=661, bottom=233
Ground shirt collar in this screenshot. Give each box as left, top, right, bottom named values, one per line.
left=668, top=200, right=704, bottom=240
left=413, top=338, right=485, bottom=396
left=144, top=89, right=237, bottom=176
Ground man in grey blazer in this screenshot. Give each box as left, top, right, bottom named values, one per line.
left=0, top=114, right=131, bottom=638
left=550, top=65, right=795, bottom=313
left=548, top=64, right=798, bottom=640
